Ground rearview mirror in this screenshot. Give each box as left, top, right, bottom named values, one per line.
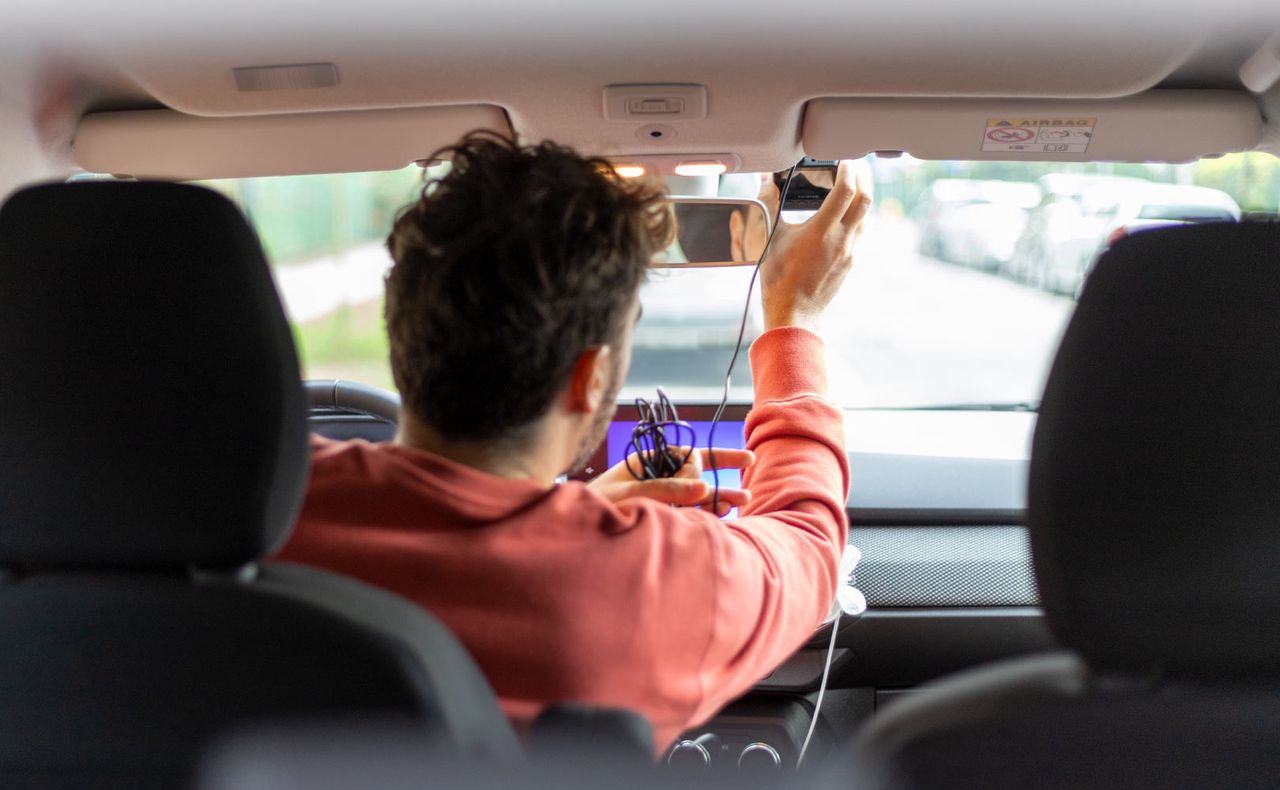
left=653, top=197, right=772, bottom=268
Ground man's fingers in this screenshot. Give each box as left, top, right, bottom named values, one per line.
left=702, top=490, right=748, bottom=517
left=811, top=160, right=858, bottom=226
left=609, top=475, right=750, bottom=514
left=625, top=477, right=709, bottom=506
left=692, top=448, right=756, bottom=471
left=845, top=192, right=872, bottom=233
left=699, top=487, right=751, bottom=509
left=842, top=160, right=874, bottom=229
left=666, top=447, right=755, bottom=472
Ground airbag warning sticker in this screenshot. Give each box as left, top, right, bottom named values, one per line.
left=982, top=118, right=1094, bottom=154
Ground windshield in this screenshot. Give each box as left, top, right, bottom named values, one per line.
left=197, top=166, right=427, bottom=391
left=199, top=153, right=1279, bottom=409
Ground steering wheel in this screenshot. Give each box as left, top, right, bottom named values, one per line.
left=304, top=379, right=400, bottom=441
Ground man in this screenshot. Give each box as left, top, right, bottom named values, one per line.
left=275, top=131, right=871, bottom=750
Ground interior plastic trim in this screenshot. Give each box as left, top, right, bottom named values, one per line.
left=803, top=89, right=1264, bottom=163
left=74, top=104, right=512, bottom=180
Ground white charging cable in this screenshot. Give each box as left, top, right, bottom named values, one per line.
left=796, top=609, right=840, bottom=768
left=796, top=544, right=866, bottom=768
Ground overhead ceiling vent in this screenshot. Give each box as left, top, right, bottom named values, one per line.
left=232, top=63, right=340, bottom=92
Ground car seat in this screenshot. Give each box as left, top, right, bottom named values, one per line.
left=0, top=182, right=521, bottom=789
left=839, top=222, right=1280, bottom=790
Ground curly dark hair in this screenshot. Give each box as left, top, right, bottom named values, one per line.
left=384, top=131, right=673, bottom=443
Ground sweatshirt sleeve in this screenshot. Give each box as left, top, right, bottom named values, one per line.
left=688, top=326, right=850, bottom=724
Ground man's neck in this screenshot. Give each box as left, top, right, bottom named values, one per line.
left=395, top=414, right=561, bottom=487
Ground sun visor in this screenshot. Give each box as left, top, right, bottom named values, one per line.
left=74, top=105, right=511, bottom=179
left=803, top=90, right=1263, bottom=163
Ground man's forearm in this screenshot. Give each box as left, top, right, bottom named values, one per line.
left=740, top=327, right=848, bottom=516
left=685, top=326, right=850, bottom=725
left=739, top=324, right=849, bottom=604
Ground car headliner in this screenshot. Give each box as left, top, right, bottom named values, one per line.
left=0, top=0, right=1278, bottom=194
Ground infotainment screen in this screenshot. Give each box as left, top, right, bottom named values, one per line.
left=571, top=402, right=753, bottom=487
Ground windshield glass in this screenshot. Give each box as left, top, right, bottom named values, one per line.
left=198, top=166, right=428, bottom=391
left=199, top=153, right=1279, bottom=408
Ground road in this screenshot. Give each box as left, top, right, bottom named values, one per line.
left=273, top=217, right=1076, bottom=409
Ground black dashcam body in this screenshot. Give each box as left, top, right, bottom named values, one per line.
left=776, top=157, right=838, bottom=212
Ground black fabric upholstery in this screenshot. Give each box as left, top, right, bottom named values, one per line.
left=0, top=182, right=308, bottom=567
left=843, top=654, right=1280, bottom=790
left=528, top=704, right=655, bottom=767
left=0, top=567, right=515, bottom=788
left=0, top=572, right=424, bottom=788
left=200, top=722, right=675, bottom=790
left=254, top=563, right=521, bottom=761
left=0, top=182, right=522, bottom=786
left=1030, top=222, right=1280, bottom=680
left=843, top=223, right=1280, bottom=790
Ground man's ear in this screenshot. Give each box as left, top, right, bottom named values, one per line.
left=565, top=345, right=613, bottom=414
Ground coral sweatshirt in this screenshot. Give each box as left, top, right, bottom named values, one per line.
left=274, top=327, right=850, bottom=751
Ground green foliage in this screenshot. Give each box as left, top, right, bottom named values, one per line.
left=196, top=168, right=422, bottom=387
left=1192, top=154, right=1280, bottom=212
left=290, top=300, right=394, bottom=389
left=202, top=167, right=423, bottom=266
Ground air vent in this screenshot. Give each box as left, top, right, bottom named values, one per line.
left=232, top=63, right=340, bottom=92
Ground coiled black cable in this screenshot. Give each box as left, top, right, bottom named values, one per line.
left=625, top=387, right=695, bottom=480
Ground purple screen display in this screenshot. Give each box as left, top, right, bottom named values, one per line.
left=605, top=420, right=746, bottom=490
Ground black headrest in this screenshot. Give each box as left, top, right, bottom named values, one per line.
left=0, top=182, right=308, bottom=568
left=1029, top=222, right=1280, bottom=680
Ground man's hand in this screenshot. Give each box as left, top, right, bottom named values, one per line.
left=760, top=160, right=873, bottom=333
left=587, top=447, right=756, bottom=517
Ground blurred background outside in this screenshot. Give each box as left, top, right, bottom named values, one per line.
left=202, top=153, right=1280, bottom=407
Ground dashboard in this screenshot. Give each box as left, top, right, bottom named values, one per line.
left=304, top=381, right=1058, bottom=774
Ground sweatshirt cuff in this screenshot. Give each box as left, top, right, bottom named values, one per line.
left=748, top=326, right=829, bottom=403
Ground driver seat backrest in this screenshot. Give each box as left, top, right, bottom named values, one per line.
left=836, top=222, right=1280, bottom=790
left=0, top=182, right=521, bottom=789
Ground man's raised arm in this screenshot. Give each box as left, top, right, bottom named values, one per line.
left=689, top=161, right=872, bottom=719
